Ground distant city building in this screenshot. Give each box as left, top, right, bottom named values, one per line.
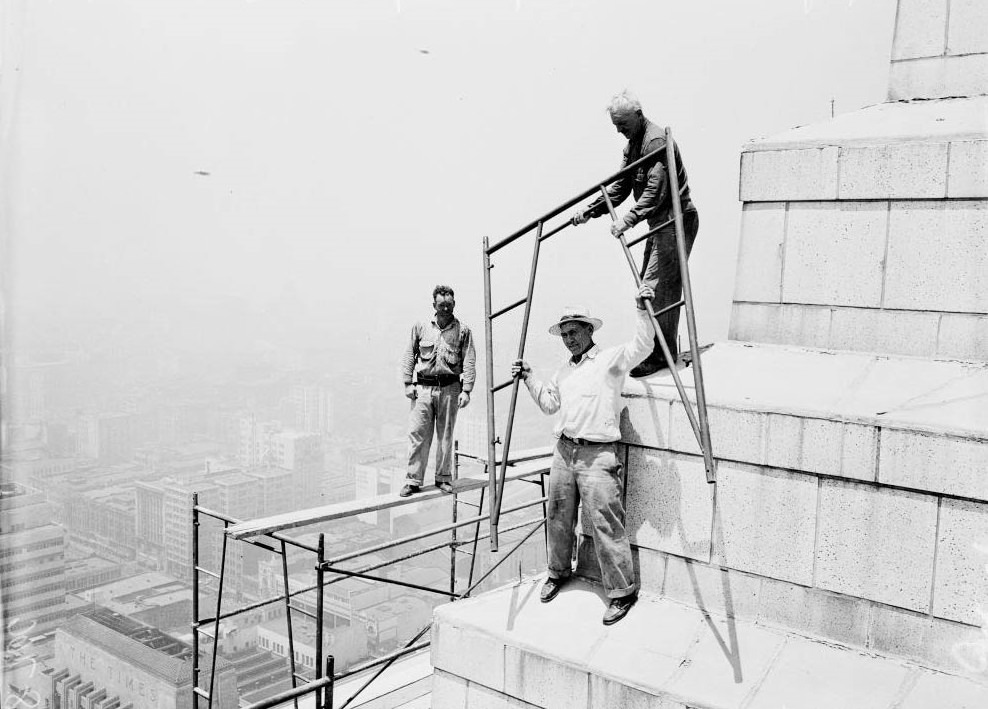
left=64, top=485, right=137, bottom=562
left=77, top=572, right=192, bottom=634
left=51, top=606, right=238, bottom=709
left=0, top=482, right=68, bottom=637
left=237, top=413, right=281, bottom=470
left=290, top=382, right=333, bottom=435
left=270, top=429, right=325, bottom=507
left=257, top=616, right=368, bottom=674
left=78, top=412, right=137, bottom=463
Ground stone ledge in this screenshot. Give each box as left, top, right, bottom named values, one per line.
left=430, top=578, right=988, bottom=709
left=622, top=340, right=988, bottom=442
left=741, top=96, right=988, bottom=152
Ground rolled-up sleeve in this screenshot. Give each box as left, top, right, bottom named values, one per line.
left=617, top=309, right=656, bottom=371
left=461, top=327, right=477, bottom=392
left=400, top=324, right=420, bottom=384
left=524, top=372, right=561, bottom=415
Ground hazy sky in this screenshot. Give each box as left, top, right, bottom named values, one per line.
left=3, top=0, right=896, bottom=366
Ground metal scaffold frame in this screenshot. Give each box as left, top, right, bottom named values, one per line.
left=190, top=450, right=551, bottom=709
left=483, top=127, right=716, bottom=552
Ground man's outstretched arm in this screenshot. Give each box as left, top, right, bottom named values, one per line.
left=511, top=360, right=561, bottom=415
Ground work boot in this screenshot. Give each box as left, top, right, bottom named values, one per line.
left=602, top=593, right=638, bottom=625
left=540, top=577, right=567, bottom=603
left=630, top=353, right=671, bottom=379
left=399, top=484, right=420, bottom=498
left=434, top=480, right=453, bottom=494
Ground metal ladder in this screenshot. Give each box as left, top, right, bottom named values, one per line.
left=482, top=126, right=716, bottom=552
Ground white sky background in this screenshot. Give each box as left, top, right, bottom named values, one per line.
left=4, top=0, right=895, bottom=379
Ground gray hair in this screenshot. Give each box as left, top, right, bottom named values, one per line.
left=607, top=91, right=643, bottom=116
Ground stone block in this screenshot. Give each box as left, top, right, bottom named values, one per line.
left=711, top=465, right=817, bottom=585
left=782, top=202, right=887, bottom=308
left=829, top=307, right=940, bottom=358
left=747, top=636, right=910, bottom=709
left=815, top=480, right=938, bottom=612
left=587, top=598, right=701, bottom=694
left=669, top=403, right=765, bottom=465
left=661, top=555, right=763, bottom=620
left=740, top=147, right=839, bottom=202
left=948, top=140, right=988, bottom=198
left=884, top=201, right=988, bottom=313
left=868, top=604, right=988, bottom=682
left=891, top=0, right=948, bottom=60
left=663, top=615, right=785, bottom=709
left=467, top=680, right=541, bottom=709
left=937, top=313, right=988, bottom=362
left=899, top=670, right=988, bottom=709
left=756, top=578, right=872, bottom=648
left=838, top=142, right=948, bottom=199
left=729, top=302, right=833, bottom=348
left=734, top=203, right=786, bottom=303
left=431, top=622, right=505, bottom=692
left=635, top=546, right=667, bottom=594
left=625, top=448, right=714, bottom=562
left=431, top=670, right=469, bottom=709
left=503, top=646, right=589, bottom=709
left=763, top=415, right=875, bottom=480
left=889, top=54, right=988, bottom=102
left=879, top=429, right=988, bottom=502
left=619, top=396, right=671, bottom=450
left=588, top=677, right=671, bottom=709
left=841, top=423, right=880, bottom=481
left=948, top=0, right=988, bottom=55
left=933, top=498, right=988, bottom=625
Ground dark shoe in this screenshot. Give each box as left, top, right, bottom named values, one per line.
left=398, top=484, right=420, bottom=498
left=602, top=593, right=638, bottom=625
left=434, top=480, right=453, bottom=494
left=630, top=358, right=669, bottom=378
left=540, top=577, right=567, bottom=603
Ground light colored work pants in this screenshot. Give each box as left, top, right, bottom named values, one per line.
left=405, top=382, right=460, bottom=486
left=547, top=437, right=636, bottom=599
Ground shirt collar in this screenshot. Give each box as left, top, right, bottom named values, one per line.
left=431, top=315, right=459, bottom=332
left=569, top=344, right=599, bottom=367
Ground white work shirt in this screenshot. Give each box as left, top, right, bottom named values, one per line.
left=524, top=310, right=654, bottom=442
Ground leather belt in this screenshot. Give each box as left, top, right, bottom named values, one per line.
left=416, top=374, right=460, bottom=387
left=560, top=433, right=608, bottom=446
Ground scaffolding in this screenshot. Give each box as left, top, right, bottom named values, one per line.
left=190, top=448, right=552, bottom=709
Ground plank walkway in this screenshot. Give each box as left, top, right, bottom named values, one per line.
left=226, top=447, right=553, bottom=540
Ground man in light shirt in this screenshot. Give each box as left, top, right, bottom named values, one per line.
left=511, top=283, right=654, bottom=625
left=399, top=285, right=476, bottom=497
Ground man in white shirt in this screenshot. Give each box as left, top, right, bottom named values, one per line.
left=511, top=283, right=654, bottom=625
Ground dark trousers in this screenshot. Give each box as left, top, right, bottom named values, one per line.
left=639, top=210, right=699, bottom=363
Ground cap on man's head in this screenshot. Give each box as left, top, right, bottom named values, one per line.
left=548, top=306, right=603, bottom=336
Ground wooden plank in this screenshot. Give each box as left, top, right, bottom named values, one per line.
left=226, top=452, right=553, bottom=540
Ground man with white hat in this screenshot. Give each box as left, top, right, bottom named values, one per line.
left=511, top=283, right=654, bottom=625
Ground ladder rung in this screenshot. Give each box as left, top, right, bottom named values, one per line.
left=292, top=672, right=308, bottom=681
left=196, top=627, right=216, bottom=639
left=654, top=299, right=685, bottom=318
left=626, top=216, right=677, bottom=248
left=194, top=687, right=211, bottom=699
left=491, top=378, right=515, bottom=394
left=456, top=499, right=481, bottom=509
left=490, top=296, right=527, bottom=319
left=195, top=566, right=220, bottom=579
left=288, top=604, right=318, bottom=619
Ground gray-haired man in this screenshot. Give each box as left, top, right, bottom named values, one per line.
left=511, top=283, right=654, bottom=625
left=572, top=91, right=700, bottom=378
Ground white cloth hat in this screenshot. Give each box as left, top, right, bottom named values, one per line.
left=548, top=306, right=604, bottom=336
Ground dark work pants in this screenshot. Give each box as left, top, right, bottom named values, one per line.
left=639, top=210, right=699, bottom=363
